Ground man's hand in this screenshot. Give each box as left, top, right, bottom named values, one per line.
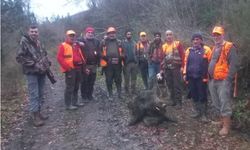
left=183, top=74, right=186, bottom=81
left=78, top=42, right=85, bottom=47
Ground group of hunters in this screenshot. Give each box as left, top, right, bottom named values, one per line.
left=16, top=25, right=238, bottom=137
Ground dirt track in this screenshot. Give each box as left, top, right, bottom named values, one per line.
left=2, top=72, right=250, bottom=150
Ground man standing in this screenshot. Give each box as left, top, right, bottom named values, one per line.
left=148, top=32, right=164, bottom=90
left=136, top=32, right=150, bottom=90
left=161, top=30, right=184, bottom=108
left=16, top=25, right=50, bottom=127
left=208, top=26, right=238, bottom=136
left=122, top=30, right=137, bottom=95
left=183, top=33, right=211, bottom=122
left=78, top=27, right=100, bottom=101
left=100, top=27, right=124, bottom=99
left=57, top=30, right=87, bottom=110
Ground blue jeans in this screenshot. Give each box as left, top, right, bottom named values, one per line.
left=148, top=62, right=160, bottom=89
left=26, top=74, right=46, bottom=112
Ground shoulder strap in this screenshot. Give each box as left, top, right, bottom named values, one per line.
left=24, top=36, right=42, bottom=61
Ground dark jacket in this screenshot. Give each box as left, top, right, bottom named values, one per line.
left=100, top=38, right=124, bottom=65
left=122, top=39, right=137, bottom=64
left=148, top=40, right=164, bottom=64
left=78, top=38, right=101, bottom=65
left=186, top=47, right=206, bottom=79
left=16, top=35, right=49, bottom=74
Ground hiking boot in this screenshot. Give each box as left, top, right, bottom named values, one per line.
left=201, top=115, right=209, bottom=123
left=190, top=102, right=200, bottom=118
left=118, top=93, right=123, bottom=99
left=125, top=88, right=130, bottom=95
left=108, top=94, right=113, bottom=101
left=39, top=111, right=49, bottom=120
left=82, top=97, right=89, bottom=103
left=190, top=110, right=200, bottom=118
left=66, top=105, right=78, bottom=110
left=32, top=112, right=44, bottom=127
left=128, top=117, right=139, bottom=126
left=88, top=95, right=95, bottom=101
left=219, top=116, right=231, bottom=136
left=77, top=102, right=85, bottom=107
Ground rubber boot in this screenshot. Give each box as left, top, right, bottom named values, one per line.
left=108, top=89, right=113, bottom=101
left=116, top=84, right=122, bottom=99
left=200, top=102, right=209, bottom=123
left=117, top=90, right=123, bottom=99
left=219, top=116, right=231, bottom=136
left=107, top=84, right=113, bottom=97
left=190, top=102, right=200, bottom=118
left=33, top=112, right=44, bottom=127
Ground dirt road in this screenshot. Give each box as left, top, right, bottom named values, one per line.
left=2, top=73, right=250, bottom=150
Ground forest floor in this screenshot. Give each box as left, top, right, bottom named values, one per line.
left=1, top=71, right=250, bottom=150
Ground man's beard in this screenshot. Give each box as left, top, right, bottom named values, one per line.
left=155, top=39, right=161, bottom=44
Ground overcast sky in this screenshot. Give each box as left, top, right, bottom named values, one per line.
left=30, top=0, right=88, bottom=20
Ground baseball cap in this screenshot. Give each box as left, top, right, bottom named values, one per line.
left=140, top=32, right=146, bottom=36
left=66, top=30, right=76, bottom=35
left=212, top=26, right=224, bottom=35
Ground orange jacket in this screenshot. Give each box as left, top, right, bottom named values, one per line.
left=57, top=42, right=85, bottom=72
left=183, top=45, right=212, bottom=82
left=210, top=41, right=233, bottom=80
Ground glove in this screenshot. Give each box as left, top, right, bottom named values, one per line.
left=78, top=42, right=85, bottom=47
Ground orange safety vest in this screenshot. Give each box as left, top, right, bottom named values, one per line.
left=136, top=41, right=149, bottom=57
left=183, top=45, right=212, bottom=82
left=162, top=41, right=180, bottom=54
left=162, top=41, right=184, bottom=67
left=136, top=41, right=149, bottom=50
left=100, top=41, right=123, bottom=67
left=212, top=41, right=233, bottom=80
left=60, top=42, right=85, bottom=72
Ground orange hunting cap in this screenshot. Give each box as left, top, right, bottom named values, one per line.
left=212, top=26, right=224, bottom=35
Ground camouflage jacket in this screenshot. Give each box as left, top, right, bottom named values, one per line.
left=16, top=35, right=50, bottom=74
